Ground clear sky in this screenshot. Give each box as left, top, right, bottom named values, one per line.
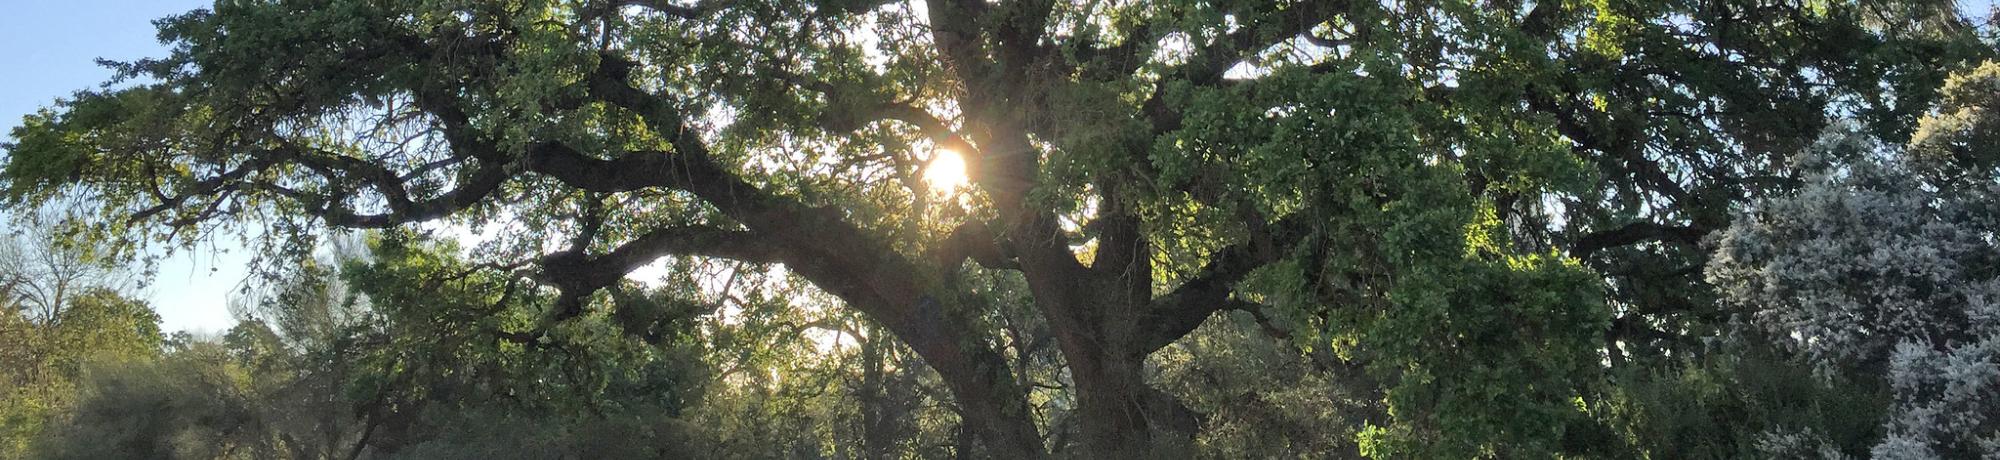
left=2, top=0, right=247, bottom=334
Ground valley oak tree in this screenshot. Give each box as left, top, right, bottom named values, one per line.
left=2, top=0, right=1990, bottom=456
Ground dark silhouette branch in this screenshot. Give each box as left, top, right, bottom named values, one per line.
left=1570, top=222, right=1709, bottom=259
left=1134, top=215, right=1311, bottom=356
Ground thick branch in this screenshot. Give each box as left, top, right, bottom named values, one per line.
left=609, top=0, right=706, bottom=19
left=539, top=225, right=777, bottom=294
left=991, top=0, right=1057, bottom=75
left=567, top=55, right=1051, bottom=458
left=931, top=220, right=1017, bottom=270
left=536, top=225, right=776, bottom=320
left=926, top=0, right=996, bottom=89
left=1134, top=216, right=1310, bottom=355
left=1569, top=222, right=1708, bottom=259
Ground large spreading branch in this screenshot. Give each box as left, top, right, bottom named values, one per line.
left=114, top=26, right=1050, bottom=457
left=1135, top=215, right=1311, bottom=356
left=538, top=225, right=778, bottom=309
left=532, top=50, right=1051, bottom=459
left=133, top=139, right=512, bottom=230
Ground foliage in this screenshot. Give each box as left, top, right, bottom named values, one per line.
left=36, top=341, right=285, bottom=459
left=1708, top=64, right=2000, bottom=457
left=0, top=231, right=157, bottom=459
left=0, top=212, right=136, bottom=324
left=19, top=235, right=720, bottom=458
left=1, top=0, right=1998, bottom=457
left=1604, top=346, right=1889, bottom=458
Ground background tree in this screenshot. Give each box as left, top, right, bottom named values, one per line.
left=30, top=234, right=719, bottom=459
left=0, top=230, right=157, bottom=458
left=0, top=209, right=136, bottom=324
left=1709, top=63, right=2000, bottom=458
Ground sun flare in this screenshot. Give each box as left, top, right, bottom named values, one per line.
left=923, top=149, right=970, bottom=194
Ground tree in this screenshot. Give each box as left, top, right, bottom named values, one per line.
left=1707, top=63, right=2000, bottom=459
left=33, top=235, right=716, bottom=459
left=35, top=339, right=285, bottom=460
left=332, top=235, right=711, bottom=458
left=0, top=288, right=161, bottom=458
left=0, top=210, right=136, bottom=324
left=0, top=223, right=156, bottom=458
left=2, top=0, right=1990, bottom=456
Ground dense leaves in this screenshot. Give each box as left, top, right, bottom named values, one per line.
left=2, top=0, right=1999, bottom=457
left=1709, top=66, right=2000, bottom=457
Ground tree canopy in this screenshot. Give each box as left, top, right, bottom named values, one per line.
left=4, top=0, right=2000, bottom=458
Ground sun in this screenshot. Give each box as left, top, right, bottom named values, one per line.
left=923, top=149, right=970, bottom=194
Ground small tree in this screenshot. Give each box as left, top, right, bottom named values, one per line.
left=0, top=211, right=136, bottom=324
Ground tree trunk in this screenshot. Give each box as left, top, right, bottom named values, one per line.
left=1073, top=357, right=1157, bottom=454
left=1061, top=341, right=1201, bottom=457
left=860, top=329, right=891, bottom=460
left=1024, top=276, right=1201, bottom=457
left=879, top=300, right=1047, bottom=460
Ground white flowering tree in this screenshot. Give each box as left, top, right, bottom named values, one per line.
left=1710, top=64, right=2000, bottom=459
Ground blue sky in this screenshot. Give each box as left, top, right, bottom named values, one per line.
left=2, top=0, right=244, bottom=334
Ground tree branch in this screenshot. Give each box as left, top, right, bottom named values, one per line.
left=930, top=220, right=1016, bottom=270
left=609, top=0, right=706, bottom=19
left=1133, top=215, right=1310, bottom=355
left=565, top=52, right=1052, bottom=458
left=1569, top=221, right=1708, bottom=259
